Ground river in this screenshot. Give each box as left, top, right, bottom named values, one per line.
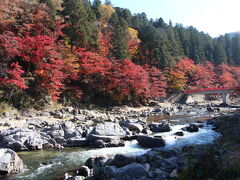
left=2, top=107, right=225, bottom=180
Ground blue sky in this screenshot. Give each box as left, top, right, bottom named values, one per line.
left=108, top=0, right=240, bottom=37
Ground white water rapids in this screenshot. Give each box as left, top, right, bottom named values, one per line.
left=3, top=122, right=220, bottom=180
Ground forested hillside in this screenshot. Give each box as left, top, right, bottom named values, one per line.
left=0, top=0, right=239, bottom=108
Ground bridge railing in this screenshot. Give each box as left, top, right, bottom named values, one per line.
left=184, top=86, right=240, bottom=94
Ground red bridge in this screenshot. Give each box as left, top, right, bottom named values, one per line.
left=183, top=86, right=240, bottom=104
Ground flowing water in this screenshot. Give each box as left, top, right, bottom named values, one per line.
left=2, top=109, right=222, bottom=180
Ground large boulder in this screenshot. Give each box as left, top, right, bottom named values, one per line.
left=88, top=134, right=125, bottom=148
left=5, top=142, right=28, bottom=152
left=0, top=148, right=23, bottom=176
left=108, top=154, right=136, bottom=168
left=78, top=166, right=91, bottom=177
left=186, top=124, right=199, bottom=132
left=126, top=123, right=143, bottom=133
left=137, top=135, right=165, bottom=148
left=24, top=136, right=43, bottom=150
left=180, top=94, right=205, bottom=104
left=148, top=123, right=172, bottom=133
left=65, top=138, right=87, bottom=147
left=0, top=129, right=45, bottom=151
left=98, top=163, right=148, bottom=180
left=27, top=118, right=47, bottom=128
left=89, top=122, right=127, bottom=137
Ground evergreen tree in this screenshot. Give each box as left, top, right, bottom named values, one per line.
left=231, top=35, right=240, bottom=65
left=138, top=26, right=175, bottom=69
left=105, top=0, right=112, bottom=5
left=92, top=0, right=102, bottom=20
left=115, top=7, right=132, bottom=26
left=213, top=40, right=227, bottom=64
left=131, top=13, right=149, bottom=31
left=153, top=18, right=167, bottom=29
left=109, top=13, right=129, bottom=60
left=166, top=21, right=184, bottom=58
left=83, top=0, right=99, bottom=49
left=61, top=0, right=98, bottom=49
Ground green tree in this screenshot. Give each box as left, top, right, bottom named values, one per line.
left=138, top=25, right=175, bottom=69
left=115, top=7, right=132, bottom=26
left=231, top=35, right=240, bottom=65
left=166, top=21, right=184, bottom=58
left=213, top=40, right=227, bottom=64
left=92, top=0, right=102, bottom=20
left=61, top=0, right=98, bottom=49
left=109, top=13, right=129, bottom=60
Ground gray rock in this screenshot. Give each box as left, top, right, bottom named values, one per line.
left=174, top=131, right=184, bottom=136
left=54, top=137, right=67, bottom=144
left=0, top=148, right=23, bottom=175
left=66, top=138, right=87, bottom=147
left=137, top=135, right=165, bottom=148
left=67, top=176, right=85, bottom=180
left=142, top=128, right=152, bottom=134
left=170, top=169, right=178, bottom=178
left=151, top=149, right=178, bottom=158
left=148, top=169, right=169, bottom=179
left=48, top=138, right=58, bottom=146
left=24, top=136, right=43, bottom=150
left=3, top=123, right=11, bottom=127
left=186, top=124, right=199, bottom=132
left=78, top=166, right=91, bottom=177
left=88, top=134, right=125, bottom=148
left=149, top=123, right=172, bottom=132
left=126, top=123, right=143, bottom=133
left=98, top=163, right=148, bottom=180
left=90, top=122, right=127, bottom=137
left=94, top=140, right=106, bottom=148
left=5, top=142, right=28, bottom=151
left=61, top=121, right=75, bottom=131
left=27, top=118, right=46, bottom=128
left=48, top=130, right=65, bottom=139
left=64, top=130, right=79, bottom=139
left=136, top=155, right=147, bottom=164
left=92, top=156, right=109, bottom=176
left=108, top=154, right=136, bottom=168
left=0, top=129, right=44, bottom=151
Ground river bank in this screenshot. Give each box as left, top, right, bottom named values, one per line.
left=0, top=99, right=239, bottom=179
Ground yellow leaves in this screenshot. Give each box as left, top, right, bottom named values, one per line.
left=128, top=27, right=140, bottom=58
left=62, top=47, right=80, bottom=76
left=98, top=4, right=115, bottom=23
left=164, top=69, right=187, bottom=91
left=128, top=27, right=138, bottom=36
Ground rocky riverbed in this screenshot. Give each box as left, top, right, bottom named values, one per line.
left=0, top=100, right=239, bottom=179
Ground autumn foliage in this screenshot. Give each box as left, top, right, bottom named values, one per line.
left=0, top=0, right=239, bottom=108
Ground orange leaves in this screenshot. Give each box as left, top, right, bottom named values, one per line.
left=98, top=31, right=112, bottom=57
left=128, top=28, right=140, bottom=59
left=62, top=47, right=80, bottom=81
left=164, top=68, right=187, bottom=92
left=216, top=64, right=238, bottom=87
left=166, top=58, right=240, bottom=92
left=193, top=61, right=217, bottom=89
